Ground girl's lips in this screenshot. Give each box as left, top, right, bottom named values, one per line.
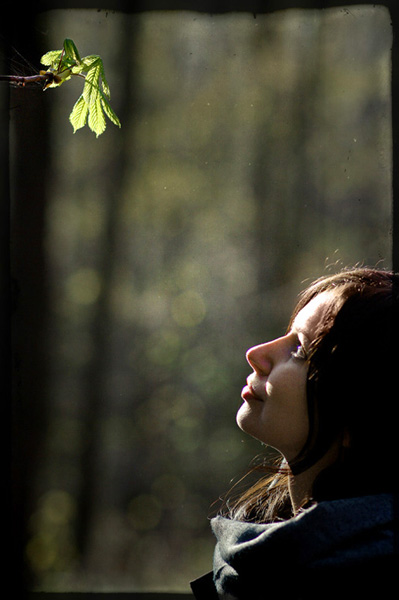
left=241, top=383, right=263, bottom=402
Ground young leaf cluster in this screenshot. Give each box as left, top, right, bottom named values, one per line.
left=40, top=38, right=121, bottom=137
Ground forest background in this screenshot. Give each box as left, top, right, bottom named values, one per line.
left=3, top=3, right=393, bottom=594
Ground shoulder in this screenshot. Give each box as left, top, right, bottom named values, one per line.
left=207, top=494, right=398, bottom=599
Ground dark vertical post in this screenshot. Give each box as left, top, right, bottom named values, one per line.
left=7, top=14, right=52, bottom=593
left=392, top=7, right=399, bottom=271
left=1, top=24, right=12, bottom=595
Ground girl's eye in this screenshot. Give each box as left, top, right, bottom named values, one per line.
left=291, top=343, right=308, bottom=361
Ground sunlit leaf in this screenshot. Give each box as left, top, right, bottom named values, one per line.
left=63, top=38, right=81, bottom=64
left=100, top=93, right=121, bottom=128
left=40, top=50, right=63, bottom=67
left=99, top=63, right=110, bottom=99
left=83, top=59, right=102, bottom=105
left=88, top=97, right=106, bottom=137
left=69, top=95, right=89, bottom=133
left=39, top=38, right=121, bottom=137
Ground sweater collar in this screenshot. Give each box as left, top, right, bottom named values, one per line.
left=211, top=494, right=396, bottom=598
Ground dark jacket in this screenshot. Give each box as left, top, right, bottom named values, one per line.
left=190, top=494, right=398, bottom=599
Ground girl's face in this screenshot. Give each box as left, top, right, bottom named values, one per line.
left=237, top=292, right=333, bottom=462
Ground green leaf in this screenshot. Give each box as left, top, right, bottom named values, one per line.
left=87, top=97, right=106, bottom=137
left=40, top=38, right=121, bottom=136
left=83, top=59, right=102, bottom=105
left=80, top=56, right=110, bottom=98
left=63, top=38, right=81, bottom=64
left=81, top=55, right=100, bottom=69
left=100, top=67, right=111, bottom=99
left=40, top=50, right=63, bottom=68
left=100, top=92, right=121, bottom=128
left=69, top=95, right=89, bottom=133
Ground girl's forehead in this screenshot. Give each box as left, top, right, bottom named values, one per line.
left=292, top=291, right=335, bottom=339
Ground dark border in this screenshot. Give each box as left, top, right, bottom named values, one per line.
left=4, top=2, right=398, bottom=598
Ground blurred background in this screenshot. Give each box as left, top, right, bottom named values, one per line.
left=5, top=4, right=392, bottom=594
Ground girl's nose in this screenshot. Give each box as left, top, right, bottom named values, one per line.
left=246, top=342, right=273, bottom=375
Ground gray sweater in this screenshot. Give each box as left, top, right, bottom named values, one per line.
left=191, top=494, right=398, bottom=599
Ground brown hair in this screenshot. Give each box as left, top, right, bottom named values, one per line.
left=225, top=267, right=398, bottom=523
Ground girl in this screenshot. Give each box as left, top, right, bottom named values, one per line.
left=191, top=268, right=398, bottom=599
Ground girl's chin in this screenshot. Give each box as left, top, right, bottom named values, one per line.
left=236, top=401, right=262, bottom=436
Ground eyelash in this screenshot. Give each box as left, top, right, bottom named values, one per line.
left=291, top=343, right=308, bottom=361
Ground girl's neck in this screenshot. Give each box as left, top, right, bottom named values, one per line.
left=288, top=467, right=315, bottom=514
left=288, top=442, right=342, bottom=514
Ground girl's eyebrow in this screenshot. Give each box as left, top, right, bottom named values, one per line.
left=290, top=324, right=310, bottom=346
